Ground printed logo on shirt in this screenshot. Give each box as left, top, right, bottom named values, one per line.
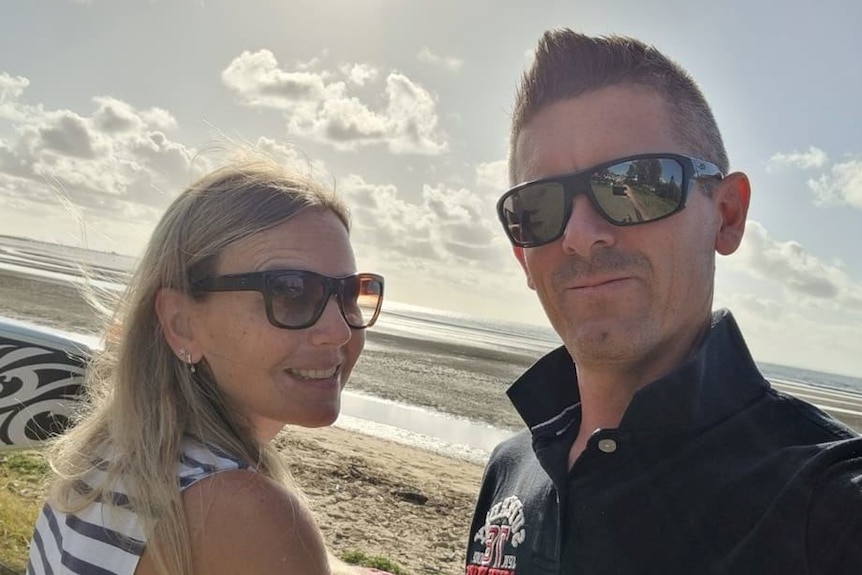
left=466, top=495, right=525, bottom=575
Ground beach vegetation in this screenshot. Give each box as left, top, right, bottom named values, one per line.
left=341, top=549, right=410, bottom=574
left=0, top=451, right=49, bottom=574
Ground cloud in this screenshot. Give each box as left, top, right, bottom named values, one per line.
left=92, top=97, right=176, bottom=134
left=221, top=50, right=447, bottom=155
left=735, top=221, right=862, bottom=310
left=417, top=47, right=463, bottom=72
left=717, top=290, right=862, bottom=377
left=723, top=293, right=785, bottom=321
left=807, top=156, right=862, bottom=209
left=0, top=73, right=204, bottom=218
left=475, top=160, right=508, bottom=192
left=318, top=94, right=389, bottom=143
left=0, top=72, right=30, bottom=120
left=382, top=73, right=447, bottom=154
left=222, top=50, right=329, bottom=107
left=338, top=174, right=505, bottom=268
left=254, top=136, right=332, bottom=182
left=340, top=63, right=379, bottom=86
left=766, top=146, right=828, bottom=173
left=35, top=110, right=101, bottom=158
left=0, top=72, right=29, bottom=104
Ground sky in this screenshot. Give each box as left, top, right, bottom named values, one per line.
left=0, top=0, right=860, bottom=378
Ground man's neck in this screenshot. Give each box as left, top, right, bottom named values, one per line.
left=567, top=365, right=642, bottom=468
left=566, top=318, right=712, bottom=469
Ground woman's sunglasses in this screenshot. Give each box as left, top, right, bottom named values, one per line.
left=497, top=153, right=723, bottom=248
left=192, top=270, right=384, bottom=330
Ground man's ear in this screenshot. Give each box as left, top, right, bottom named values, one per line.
left=155, top=288, right=199, bottom=359
left=512, top=246, right=536, bottom=290
left=713, top=172, right=751, bottom=256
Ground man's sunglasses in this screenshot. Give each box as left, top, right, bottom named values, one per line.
left=192, top=270, right=384, bottom=330
left=497, top=153, right=723, bottom=248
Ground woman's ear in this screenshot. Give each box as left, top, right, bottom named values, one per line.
left=155, top=288, right=198, bottom=359
left=714, top=172, right=751, bottom=256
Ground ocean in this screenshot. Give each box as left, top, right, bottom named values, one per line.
left=379, top=301, right=862, bottom=394
left=2, top=234, right=860, bottom=393
left=2, top=234, right=861, bottom=460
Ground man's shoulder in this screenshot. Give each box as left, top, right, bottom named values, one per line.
left=804, top=437, right=862, bottom=572
left=479, top=428, right=557, bottom=493
left=492, top=428, right=533, bottom=452
left=762, top=386, right=860, bottom=442
left=486, top=429, right=535, bottom=468
left=808, top=436, right=862, bottom=494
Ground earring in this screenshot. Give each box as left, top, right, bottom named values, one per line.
left=178, top=347, right=196, bottom=374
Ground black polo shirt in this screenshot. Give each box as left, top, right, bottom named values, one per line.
left=465, top=310, right=862, bottom=575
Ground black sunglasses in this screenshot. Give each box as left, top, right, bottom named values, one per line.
left=497, top=153, right=723, bottom=248
left=192, top=270, right=384, bottom=330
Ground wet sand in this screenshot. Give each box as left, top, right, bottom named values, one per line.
left=0, top=268, right=505, bottom=574
left=3, top=267, right=861, bottom=574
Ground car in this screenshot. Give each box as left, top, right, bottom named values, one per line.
left=0, top=318, right=90, bottom=451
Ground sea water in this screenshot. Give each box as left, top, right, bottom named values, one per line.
left=376, top=299, right=862, bottom=394
left=2, top=235, right=861, bottom=461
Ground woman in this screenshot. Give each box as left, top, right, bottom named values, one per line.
left=26, top=153, right=386, bottom=575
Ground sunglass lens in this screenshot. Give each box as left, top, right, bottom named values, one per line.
left=589, top=158, right=684, bottom=224
left=268, top=272, right=326, bottom=328
left=501, top=182, right=567, bottom=246
left=341, top=275, right=383, bottom=328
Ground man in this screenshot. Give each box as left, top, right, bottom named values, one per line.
left=465, top=30, right=862, bottom=574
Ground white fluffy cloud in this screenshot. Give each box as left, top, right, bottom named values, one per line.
left=0, top=72, right=29, bottom=118
left=92, top=97, right=176, bottom=134
left=766, top=146, right=828, bottom=172
left=221, top=50, right=447, bottom=155
left=221, top=50, right=330, bottom=108
left=338, top=173, right=504, bottom=268
left=735, top=221, right=862, bottom=311
left=0, top=72, right=204, bottom=219
left=807, top=156, right=862, bottom=209
left=340, top=63, right=379, bottom=87
left=417, top=47, right=464, bottom=72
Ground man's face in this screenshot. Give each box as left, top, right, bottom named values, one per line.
left=512, top=84, right=739, bottom=376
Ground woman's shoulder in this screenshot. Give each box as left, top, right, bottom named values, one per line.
left=180, top=468, right=331, bottom=574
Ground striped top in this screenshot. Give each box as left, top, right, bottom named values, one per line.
left=26, top=441, right=247, bottom=575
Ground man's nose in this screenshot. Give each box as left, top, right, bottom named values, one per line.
left=559, top=194, right=616, bottom=256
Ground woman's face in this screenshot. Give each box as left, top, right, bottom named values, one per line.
left=188, top=209, right=365, bottom=441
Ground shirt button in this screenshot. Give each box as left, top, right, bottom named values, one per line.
left=597, top=438, right=618, bottom=453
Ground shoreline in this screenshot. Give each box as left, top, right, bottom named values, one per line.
left=0, top=266, right=532, bottom=433
left=0, top=267, right=488, bottom=574
left=3, top=265, right=862, bottom=573
left=2, top=265, right=861, bottom=435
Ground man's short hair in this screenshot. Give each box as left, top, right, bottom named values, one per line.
left=509, top=29, right=729, bottom=185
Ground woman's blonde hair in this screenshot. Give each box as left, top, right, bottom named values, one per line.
left=46, top=151, right=350, bottom=575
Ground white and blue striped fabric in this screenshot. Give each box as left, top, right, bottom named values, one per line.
left=26, top=441, right=247, bottom=575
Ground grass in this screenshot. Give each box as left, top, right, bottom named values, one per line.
left=0, top=451, right=50, bottom=574
left=341, top=549, right=410, bottom=574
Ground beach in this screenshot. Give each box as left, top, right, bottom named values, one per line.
left=3, top=263, right=862, bottom=574
left=0, top=267, right=516, bottom=574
